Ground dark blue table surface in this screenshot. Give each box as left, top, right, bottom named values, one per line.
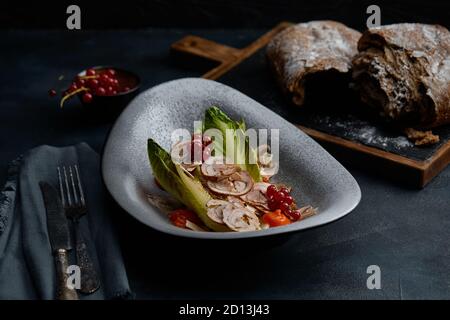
left=1, top=29, right=449, bottom=299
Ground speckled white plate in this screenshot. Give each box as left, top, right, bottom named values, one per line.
left=102, top=78, right=361, bottom=239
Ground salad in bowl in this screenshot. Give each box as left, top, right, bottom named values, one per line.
left=147, top=106, right=317, bottom=233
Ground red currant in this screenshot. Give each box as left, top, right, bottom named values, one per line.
left=82, top=92, right=93, bottom=103
left=100, top=76, right=110, bottom=87
left=274, top=192, right=285, bottom=203
left=279, top=201, right=290, bottom=213
left=268, top=198, right=278, bottom=211
left=280, top=187, right=290, bottom=195
left=123, top=86, right=131, bottom=92
left=88, top=79, right=99, bottom=89
left=203, top=135, right=212, bottom=146
left=191, top=141, right=203, bottom=161
left=106, top=86, right=114, bottom=95
left=284, top=209, right=293, bottom=219
left=69, top=83, right=78, bottom=92
left=266, top=185, right=277, bottom=198
left=76, top=78, right=86, bottom=87
left=86, top=68, right=96, bottom=76
left=48, top=89, right=57, bottom=97
left=203, top=145, right=212, bottom=161
left=106, top=69, right=116, bottom=77
left=96, top=87, right=106, bottom=96
left=286, top=209, right=301, bottom=221
left=192, top=133, right=202, bottom=143
left=284, top=195, right=294, bottom=205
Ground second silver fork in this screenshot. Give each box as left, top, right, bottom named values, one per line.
left=58, top=165, right=100, bottom=294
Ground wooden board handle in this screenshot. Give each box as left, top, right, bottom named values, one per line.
left=170, top=22, right=292, bottom=80
left=171, top=35, right=241, bottom=64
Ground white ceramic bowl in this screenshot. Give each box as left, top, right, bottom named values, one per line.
left=102, top=78, right=361, bottom=239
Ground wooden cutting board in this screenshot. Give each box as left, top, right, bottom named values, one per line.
left=171, top=22, right=450, bottom=188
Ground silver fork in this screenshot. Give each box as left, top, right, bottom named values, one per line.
left=58, top=165, right=100, bottom=294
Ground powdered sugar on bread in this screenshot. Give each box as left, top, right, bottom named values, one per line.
left=353, top=23, right=450, bottom=129
left=267, top=20, right=361, bottom=106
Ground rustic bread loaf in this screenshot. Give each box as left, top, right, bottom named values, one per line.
left=352, top=23, right=450, bottom=129
left=266, top=20, right=361, bottom=106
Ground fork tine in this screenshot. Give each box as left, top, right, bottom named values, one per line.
left=69, top=166, right=79, bottom=205
left=74, top=165, right=85, bottom=206
left=57, top=166, right=66, bottom=207
left=62, top=166, right=72, bottom=206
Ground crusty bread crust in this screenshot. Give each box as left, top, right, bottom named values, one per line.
left=352, top=23, right=450, bottom=128
left=266, top=20, right=361, bottom=106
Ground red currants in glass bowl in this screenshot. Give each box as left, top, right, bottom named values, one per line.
left=56, top=66, right=140, bottom=120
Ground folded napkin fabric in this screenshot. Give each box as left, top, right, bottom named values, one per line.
left=0, top=143, right=132, bottom=300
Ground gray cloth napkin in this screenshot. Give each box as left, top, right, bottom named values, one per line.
left=0, top=143, right=132, bottom=300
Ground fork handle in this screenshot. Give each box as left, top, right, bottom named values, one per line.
left=55, top=249, right=79, bottom=300
left=74, top=222, right=101, bottom=294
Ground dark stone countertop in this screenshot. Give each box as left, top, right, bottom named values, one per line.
left=1, top=29, right=449, bottom=299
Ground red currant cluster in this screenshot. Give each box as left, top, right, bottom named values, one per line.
left=191, top=133, right=213, bottom=162
left=81, top=69, right=119, bottom=102
left=51, top=68, right=131, bottom=107
left=266, top=185, right=302, bottom=221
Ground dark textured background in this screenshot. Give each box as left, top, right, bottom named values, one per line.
left=1, top=0, right=449, bottom=29
left=1, top=1, right=450, bottom=300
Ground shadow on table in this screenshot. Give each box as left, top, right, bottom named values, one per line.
left=106, top=192, right=310, bottom=298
